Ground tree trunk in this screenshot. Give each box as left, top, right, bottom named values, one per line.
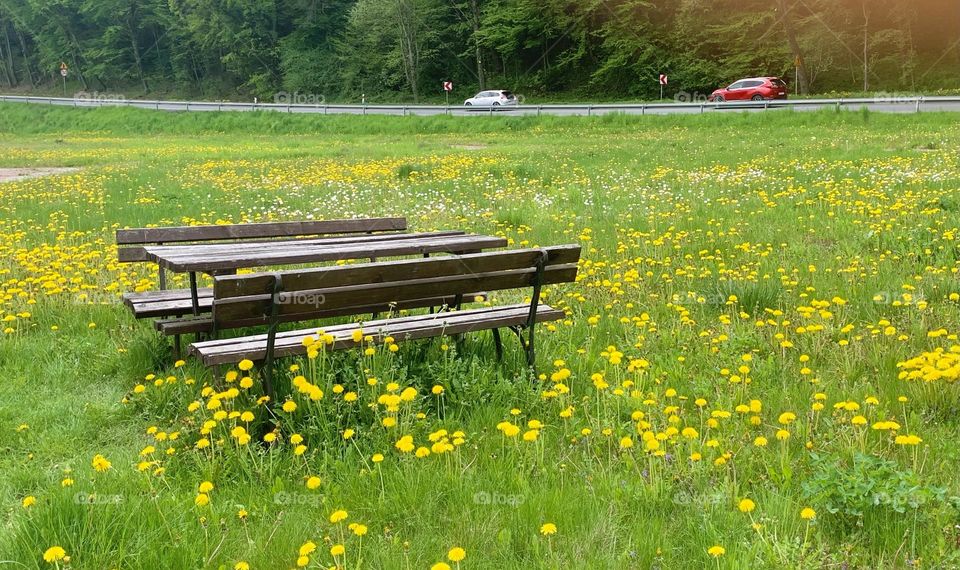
left=862, top=1, right=869, bottom=91
left=0, top=18, right=17, bottom=87
left=470, top=0, right=485, bottom=90
left=15, top=26, right=36, bottom=86
left=127, top=16, right=149, bottom=92
left=776, top=0, right=808, bottom=94
left=62, top=24, right=89, bottom=90
left=396, top=0, right=420, bottom=102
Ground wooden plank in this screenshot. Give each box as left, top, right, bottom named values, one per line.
left=194, top=304, right=524, bottom=349
left=122, top=287, right=214, bottom=304
left=131, top=297, right=214, bottom=318
left=214, top=245, right=581, bottom=298
left=145, top=232, right=483, bottom=264
left=116, top=217, right=407, bottom=245
left=212, top=264, right=577, bottom=327
left=122, top=230, right=463, bottom=265
left=155, top=293, right=489, bottom=336
left=191, top=304, right=565, bottom=366
left=144, top=231, right=462, bottom=258
left=153, top=235, right=509, bottom=273
left=118, top=247, right=153, bottom=263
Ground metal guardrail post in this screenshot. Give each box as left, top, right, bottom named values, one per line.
left=4, top=94, right=960, bottom=116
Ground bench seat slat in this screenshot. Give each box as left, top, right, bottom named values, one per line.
left=123, top=288, right=215, bottom=318
left=117, top=217, right=411, bottom=263
left=151, top=235, right=507, bottom=272
left=190, top=304, right=564, bottom=366
left=154, top=293, right=489, bottom=336
left=122, top=288, right=214, bottom=304
left=117, top=217, right=407, bottom=245
left=213, top=264, right=577, bottom=326
left=214, top=244, right=581, bottom=298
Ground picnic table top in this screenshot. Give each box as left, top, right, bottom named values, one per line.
left=144, top=230, right=509, bottom=273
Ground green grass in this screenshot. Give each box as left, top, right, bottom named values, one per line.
left=1, top=104, right=960, bottom=569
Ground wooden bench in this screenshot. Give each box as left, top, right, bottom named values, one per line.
left=189, top=245, right=581, bottom=398
left=117, top=217, right=408, bottom=319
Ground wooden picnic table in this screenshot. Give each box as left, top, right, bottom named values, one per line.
left=143, top=230, right=508, bottom=316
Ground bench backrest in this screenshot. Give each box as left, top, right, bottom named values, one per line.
left=116, top=217, right=407, bottom=263
left=210, top=245, right=581, bottom=330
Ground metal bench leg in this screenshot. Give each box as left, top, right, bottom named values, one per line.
left=173, top=335, right=182, bottom=359
left=189, top=272, right=200, bottom=316
left=522, top=251, right=547, bottom=376
left=492, top=328, right=503, bottom=362
left=260, top=360, right=275, bottom=404
left=259, top=273, right=284, bottom=405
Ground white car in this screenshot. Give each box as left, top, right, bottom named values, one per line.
left=464, top=90, right=518, bottom=106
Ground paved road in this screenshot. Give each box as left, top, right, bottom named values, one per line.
left=3, top=94, right=959, bottom=116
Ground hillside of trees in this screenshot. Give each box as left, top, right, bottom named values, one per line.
left=0, top=0, right=957, bottom=102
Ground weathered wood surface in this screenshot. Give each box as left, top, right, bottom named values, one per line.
left=146, top=233, right=507, bottom=273
left=190, top=304, right=565, bottom=365
left=117, top=217, right=408, bottom=262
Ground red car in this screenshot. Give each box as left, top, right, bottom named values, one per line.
left=709, top=77, right=788, bottom=102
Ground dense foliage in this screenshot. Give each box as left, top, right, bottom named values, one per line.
left=0, top=1, right=958, bottom=101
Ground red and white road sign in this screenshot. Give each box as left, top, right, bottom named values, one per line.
left=443, top=81, right=453, bottom=92
left=60, top=62, right=68, bottom=77
left=659, top=74, right=668, bottom=85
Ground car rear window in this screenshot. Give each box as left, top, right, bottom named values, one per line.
left=771, top=79, right=786, bottom=87
left=502, top=91, right=515, bottom=98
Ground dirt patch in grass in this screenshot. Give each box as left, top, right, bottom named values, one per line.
left=0, top=167, right=80, bottom=183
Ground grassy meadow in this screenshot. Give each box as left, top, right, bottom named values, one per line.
left=1, top=104, right=960, bottom=568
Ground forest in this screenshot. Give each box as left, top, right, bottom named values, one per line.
left=0, top=0, right=957, bottom=102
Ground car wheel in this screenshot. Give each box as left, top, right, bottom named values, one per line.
left=492, top=102, right=500, bottom=106
left=751, top=95, right=764, bottom=101
left=464, top=102, right=472, bottom=106
left=713, top=95, right=725, bottom=103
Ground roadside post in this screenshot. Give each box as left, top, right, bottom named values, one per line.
left=659, top=74, right=668, bottom=100
left=60, top=62, right=68, bottom=96
left=443, top=81, right=453, bottom=107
